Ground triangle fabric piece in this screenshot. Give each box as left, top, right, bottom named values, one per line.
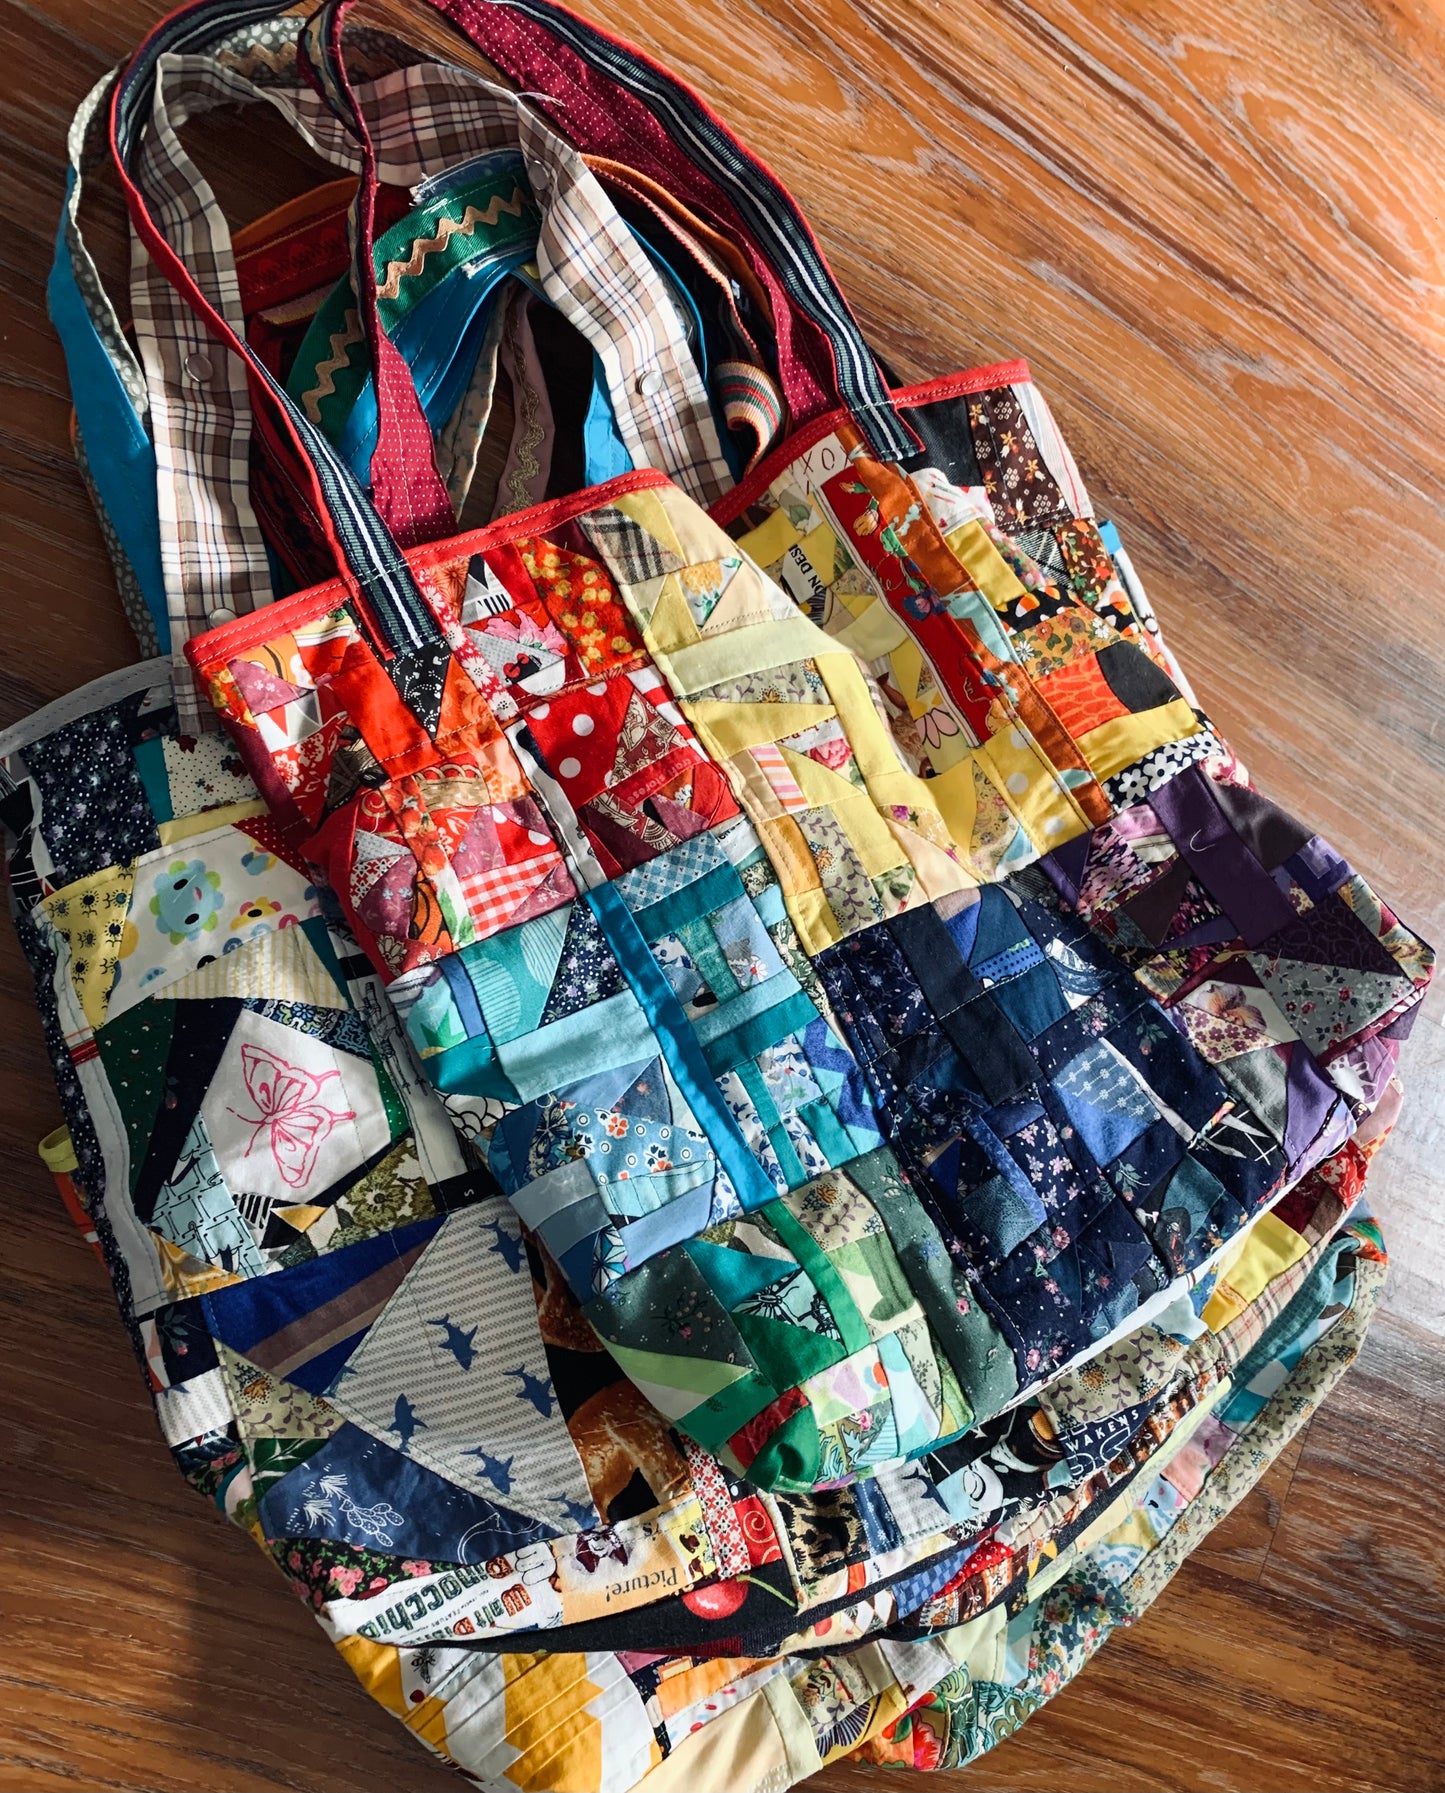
left=1247, top=956, right=1407, bottom=1058
left=732, top=1304, right=847, bottom=1388
left=698, top=559, right=793, bottom=636
left=675, top=557, right=737, bottom=628
left=164, top=923, right=346, bottom=1009
left=218, top=1340, right=344, bottom=1446
left=229, top=657, right=306, bottom=716
left=1257, top=908, right=1404, bottom=976
left=40, top=861, right=136, bottom=1030
left=389, top=641, right=452, bottom=739
left=325, top=1200, right=596, bottom=1526
left=578, top=505, right=685, bottom=586
left=687, top=1236, right=799, bottom=1308
left=324, top=726, right=386, bottom=815
left=611, top=687, right=686, bottom=783
left=536, top=900, right=625, bottom=1027
left=648, top=789, right=713, bottom=843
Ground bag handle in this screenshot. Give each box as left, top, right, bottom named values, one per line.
left=293, top=4, right=733, bottom=508
left=114, top=62, right=453, bottom=662
left=300, top=0, right=919, bottom=464
left=109, top=0, right=921, bottom=661
left=111, top=26, right=700, bottom=662
left=116, top=0, right=916, bottom=467
left=114, top=15, right=735, bottom=584
left=414, top=0, right=922, bottom=461
left=295, top=4, right=458, bottom=547
left=50, top=71, right=169, bottom=654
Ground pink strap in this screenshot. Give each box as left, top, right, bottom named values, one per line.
left=299, top=5, right=456, bottom=546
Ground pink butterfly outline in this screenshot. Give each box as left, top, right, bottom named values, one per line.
left=228, top=1043, right=356, bottom=1188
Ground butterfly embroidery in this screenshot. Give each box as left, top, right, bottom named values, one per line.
left=229, top=1044, right=355, bottom=1187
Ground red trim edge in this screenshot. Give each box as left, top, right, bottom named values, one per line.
left=708, top=359, right=1033, bottom=528
left=185, top=466, right=674, bottom=675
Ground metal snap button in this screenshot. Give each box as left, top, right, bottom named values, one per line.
left=636, top=367, right=664, bottom=397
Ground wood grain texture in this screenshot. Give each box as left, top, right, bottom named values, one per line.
left=0, top=1, right=1442, bottom=1789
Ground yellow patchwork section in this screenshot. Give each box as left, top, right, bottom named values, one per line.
left=973, top=721, right=1093, bottom=849
left=1202, top=1210, right=1313, bottom=1332
left=944, top=519, right=1030, bottom=612
left=614, top=485, right=971, bottom=953
left=724, top=442, right=1218, bottom=901
left=40, top=862, right=136, bottom=1031
left=1076, top=698, right=1198, bottom=783
left=735, top=505, right=802, bottom=568
left=158, top=797, right=267, bottom=845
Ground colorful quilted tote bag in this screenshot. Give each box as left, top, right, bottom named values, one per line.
left=13, top=4, right=1428, bottom=1787
left=116, top=0, right=1432, bottom=1497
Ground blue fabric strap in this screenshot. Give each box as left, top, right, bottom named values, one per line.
left=48, top=174, right=169, bottom=653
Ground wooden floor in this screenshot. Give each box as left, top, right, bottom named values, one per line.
left=1, top=0, right=1443, bottom=1788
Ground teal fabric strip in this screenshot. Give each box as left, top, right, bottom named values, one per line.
left=131, top=737, right=173, bottom=824
left=700, top=989, right=819, bottom=1077
left=673, top=914, right=740, bottom=1003
left=49, top=172, right=168, bottom=652
left=728, top=1055, right=779, bottom=1132
left=795, top=1094, right=853, bottom=1168
left=628, top=862, right=740, bottom=938
left=765, top=1119, right=809, bottom=1190
left=587, top=881, right=777, bottom=1213
left=720, top=1055, right=807, bottom=1194
left=691, top=970, right=802, bottom=1049
left=582, top=349, right=634, bottom=484
left=428, top=1031, right=520, bottom=1101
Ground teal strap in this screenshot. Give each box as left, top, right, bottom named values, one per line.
left=48, top=169, right=168, bottom=652
left=581, top=349, right=633, bottom=485
left=586, top=880, right=776, bottom=1213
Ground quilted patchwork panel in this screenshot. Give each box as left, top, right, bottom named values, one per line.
left=187, top=452, right=1431, bottom=1497
left=2, top=665, right=1008, bottom=1654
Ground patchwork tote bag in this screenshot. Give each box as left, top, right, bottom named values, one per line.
left=2, top=0, right=1427, bottom=1788
left=163, top=1, right=1431, bottom=1484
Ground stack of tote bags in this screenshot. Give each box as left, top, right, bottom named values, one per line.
left=4, top=2, right=1428, bottom=1786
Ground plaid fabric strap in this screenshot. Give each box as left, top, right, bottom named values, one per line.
left=132, top=55, right=280, bottom=723
left=416, top=0, right=920, bottom=461
left=116, top=20, right=734, bottom=688
left=115, top=52, right=457, bottom=678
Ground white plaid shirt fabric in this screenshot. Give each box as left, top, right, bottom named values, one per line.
left=121, top=38, right=731, bottom=724
left=133, top=55, right=279, bottom=730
